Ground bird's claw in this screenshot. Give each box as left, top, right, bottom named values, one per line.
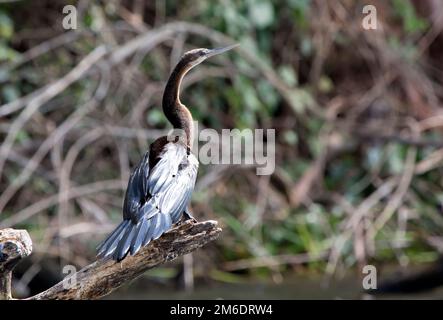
left=182, top=209, right=197, bottom=224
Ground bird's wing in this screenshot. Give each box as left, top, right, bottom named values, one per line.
left=122, top=151, right=150, bottom=220
left=97, top=142, right=199, bottom=261
left=144, top=142, right=199, bottom=223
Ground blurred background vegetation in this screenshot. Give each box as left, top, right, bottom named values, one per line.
left=1, top=0, right=443, bottom=299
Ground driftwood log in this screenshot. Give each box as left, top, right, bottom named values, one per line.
left=0, top=220, right=221, bottom=300
left=0, top=228, right=33, bottom=300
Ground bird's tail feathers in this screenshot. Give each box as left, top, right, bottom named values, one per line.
left=97, top=212, right=173, bottom=261
left=96, top=220, right=130, bottom=259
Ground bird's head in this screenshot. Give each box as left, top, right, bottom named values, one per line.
left=180, top=43, right=239, bottom=70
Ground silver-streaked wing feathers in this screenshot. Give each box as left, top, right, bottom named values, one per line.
left=97, top=142, right=198, bottom=261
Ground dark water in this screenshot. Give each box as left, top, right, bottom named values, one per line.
left=108, top=272, right=443, bottom=300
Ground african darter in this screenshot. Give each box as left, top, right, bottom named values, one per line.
left=97, top=44, right=238, bottom=261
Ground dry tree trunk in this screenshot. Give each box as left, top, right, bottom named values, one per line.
left=0, top=228, right=33, bottom=300
left=0, top=220, right=221, bottom=300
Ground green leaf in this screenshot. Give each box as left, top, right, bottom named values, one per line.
left=1, top=84, right=19, bottom=102
left=248, top=1, right=275, bottom=29
left=283, top=130, right=298, bottom=145
left=392, top=0, right=428, bottom=33
left=0, top=11, right=13, bottom=39
left=257, top=79, right=279, bottom=111
left=147, top=109, right=166, bottom=126
left=278, top=65, right=298, bottom=87
left=287, top=89, right=314, bottom=114
left=0, top=43, right=19, bottom=62
left=318, top=76, right=333, bottom=93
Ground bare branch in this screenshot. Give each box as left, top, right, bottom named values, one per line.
left=21, top=220, right=220, bottom=300
left=0, top=46, right=108, bottom=181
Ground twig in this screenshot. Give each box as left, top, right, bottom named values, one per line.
left=325, top=178, right=397, bottom=275
left=0, top=99, right=98, bottom=213
left=0, top=179, right=123, bottom=228
left=368, top=146, right=417, bottom=240
left=0, top=46, right=108, bottom=182
left=354, top=129, right=443, bottom=149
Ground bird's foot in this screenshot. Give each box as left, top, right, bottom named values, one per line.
left=182, top=209, right=197, bottom=224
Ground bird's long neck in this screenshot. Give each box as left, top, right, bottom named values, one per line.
left=162, top=59, right=194, bottom=150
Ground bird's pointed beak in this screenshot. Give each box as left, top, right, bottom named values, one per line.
left=205, top=43, right=239, bottom=59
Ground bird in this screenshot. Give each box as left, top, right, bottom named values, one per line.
left=97, top=44, right=238, bottom=261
